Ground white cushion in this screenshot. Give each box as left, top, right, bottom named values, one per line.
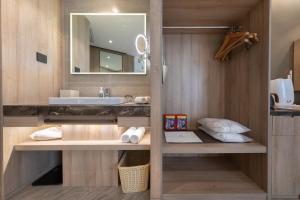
left=199, top=126, right=253, bottom=143
left=197, top=118, right=250, bottom=134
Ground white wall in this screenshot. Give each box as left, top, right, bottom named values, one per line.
left=271, top=0, right=300, bottom=79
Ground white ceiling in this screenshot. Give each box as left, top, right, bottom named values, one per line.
left=85, top=14, right=145, bottom=56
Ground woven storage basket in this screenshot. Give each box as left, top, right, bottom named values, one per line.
left=118, top=151, right=150, bottom=193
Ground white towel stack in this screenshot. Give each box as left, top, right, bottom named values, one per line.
left=30, top=127, right=62, bottom=141
left=121, top=127, right=146, bottom=144
left=121, top=127, right=137, bottom=143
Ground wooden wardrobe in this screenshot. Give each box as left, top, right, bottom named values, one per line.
left=150, top=0, right=270, bottom=199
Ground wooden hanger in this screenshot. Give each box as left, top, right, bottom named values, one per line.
left=215, top=27, right=259, bottom=61
left=215, top=32, right=250, bottom=59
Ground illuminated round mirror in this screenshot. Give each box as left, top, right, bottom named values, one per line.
left=135, top=34, right=148, bottom=55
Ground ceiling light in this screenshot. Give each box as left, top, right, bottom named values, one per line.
left=108, top=40, right=113, bottom=44
left=106, top=56, right=110, bottom=59
left=112, top=7, right=119, bottom=13
left=105, top=65, right=109, bottom=68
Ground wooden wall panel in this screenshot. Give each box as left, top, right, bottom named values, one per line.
left=163, top=0, right=260, bottom=27
left=62, top=0, right=150, bottom=97
left=62, top=125, right=119, bottom=140
left=3, top=127, right=61, bottom=198
left=271, top=135, right=300, bottom=197
left=1, top=0, right=62, bottom=105
left=63, top=150, right=118, bottom=187
left=150, top=0, right=163, bottom=198
left=163, top=34, right=225, bottom=129
left=225, top=0, right=270, bottom=191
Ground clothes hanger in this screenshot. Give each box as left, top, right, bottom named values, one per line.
left=215, top=32, right=250, bottom=59
left=215, top=26, right=259, bottom=61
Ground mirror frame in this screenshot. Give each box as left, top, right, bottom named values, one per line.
left=70, top=13, right=147, bottom=75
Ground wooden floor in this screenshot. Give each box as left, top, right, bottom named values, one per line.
left=8, top=186, right=150, bottom=200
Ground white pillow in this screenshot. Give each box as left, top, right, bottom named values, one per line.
left=197, top=118, right=250, bottom=134
left=199, top=126, right=253, bottom=143
left=30, top=127, right=62, bottom=141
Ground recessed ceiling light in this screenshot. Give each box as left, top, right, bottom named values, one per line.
left=112, top=7, right=119, bottom=13
left=108, top=40, right=113, bottom=44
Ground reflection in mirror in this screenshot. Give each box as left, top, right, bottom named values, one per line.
left=70, top=13, right=147, bottom=74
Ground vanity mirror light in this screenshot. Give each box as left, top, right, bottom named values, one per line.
left=70, top=13, right=147, bottom=75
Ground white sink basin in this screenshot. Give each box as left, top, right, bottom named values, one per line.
left=49, top=97, right=128, bottom=105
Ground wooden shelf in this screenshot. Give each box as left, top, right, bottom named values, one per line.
left=163, top=131, right=266, bottom=154
left=14, top=134, right=150, bottom=151
left=162, top=156, right=266, bottom=200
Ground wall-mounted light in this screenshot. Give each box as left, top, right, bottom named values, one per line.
left=135, top=34, right=149, bottom=55
left=112, top=7, right=119, bottom=13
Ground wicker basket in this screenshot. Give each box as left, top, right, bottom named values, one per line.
left=118, top=151, right=150, bottom=193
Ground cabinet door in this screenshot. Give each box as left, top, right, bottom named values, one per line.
left=272, top=136, right=300, bottom=197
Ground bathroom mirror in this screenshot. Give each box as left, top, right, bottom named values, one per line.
left=70, top=13, right=147, bottom=75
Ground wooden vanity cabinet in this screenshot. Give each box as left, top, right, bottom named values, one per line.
left=271, top=115, right=300, bottom=198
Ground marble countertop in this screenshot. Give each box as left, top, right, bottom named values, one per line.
left=3, top=104, right=150, bottom=117
left=270, top=108, right=300, bottom=117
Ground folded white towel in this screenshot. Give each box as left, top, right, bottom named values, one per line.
left=121, top=127, right=137, bottom=143
left=130, top=127, right=146, bottom=144
left=30, top=127, right=62, bottom=141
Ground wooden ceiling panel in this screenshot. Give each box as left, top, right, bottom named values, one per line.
left=163, top=0, right=260, bottom=26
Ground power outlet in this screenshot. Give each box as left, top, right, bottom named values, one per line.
left=36, top=52, right=47, bottom=64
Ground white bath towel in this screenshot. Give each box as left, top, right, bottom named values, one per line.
left=30, top=127, right=62, bottom=141
left=130, top=127, right=146, bottom=144
left=121, top=127, right=137, bottom=143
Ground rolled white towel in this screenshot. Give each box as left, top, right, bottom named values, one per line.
left=30, top=127, right=62, bottom=141
left=121, top=127, right=137, bottom=143
left=130, top=127, right=146, bottom=144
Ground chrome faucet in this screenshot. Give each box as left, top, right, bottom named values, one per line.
left=99, top=87, right=110, bottom=97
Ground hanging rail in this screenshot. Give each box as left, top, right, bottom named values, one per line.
left=163, top=26, right=231, bottom=29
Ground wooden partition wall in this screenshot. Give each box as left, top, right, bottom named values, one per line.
left=1, top=0, right=62, bottom=105
left=225, top=0, right=270, bottom=191
left=1, top=0, right=63, bottom=198
left=150, top=0, right=163, bottom=199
